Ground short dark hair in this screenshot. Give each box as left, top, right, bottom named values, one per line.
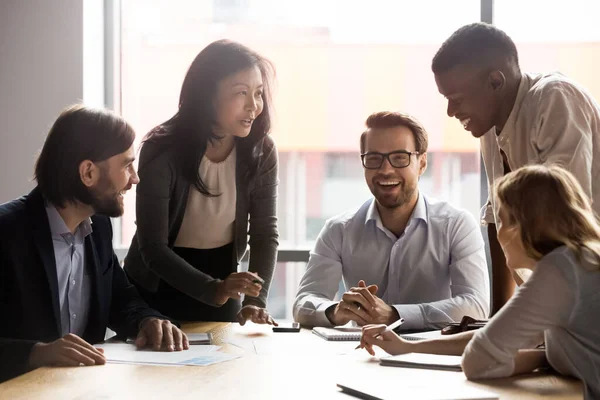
left=360, top=111, right=429, bottom=154
left=432, top=23, right=519, bottom=74
left=34, top=104, right=135, bottom=207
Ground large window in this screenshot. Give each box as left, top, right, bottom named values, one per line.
left=117, top=0, right=482, bottom=319
left=495, top=0, right=600, bottom=104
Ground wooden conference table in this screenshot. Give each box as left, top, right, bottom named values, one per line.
left=0, top=322, right=583, bottom=399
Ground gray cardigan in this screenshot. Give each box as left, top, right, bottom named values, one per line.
left=124, top=135, right=279, bottom=308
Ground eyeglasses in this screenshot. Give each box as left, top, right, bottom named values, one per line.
left=360, top=150, right=420, bottom=169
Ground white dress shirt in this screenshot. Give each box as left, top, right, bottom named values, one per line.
left=45, top=204, right=93, bottom=337
left=463, top=246, right=600, bottom=400
left=293, top=193, right=490, bottom=329
left=175, top=145, right=237, bottom=249
left=481, top=72, right=600, bottom=225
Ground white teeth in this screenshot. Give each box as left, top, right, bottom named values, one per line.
left=460, top=118, right=471, bottom=129
left=378, top=181, right=400, bottom=186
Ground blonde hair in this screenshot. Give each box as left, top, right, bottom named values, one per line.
left=494, top=165, right=600, bottom=271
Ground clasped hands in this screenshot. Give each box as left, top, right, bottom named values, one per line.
left=326, top=280, right=398, bottom=326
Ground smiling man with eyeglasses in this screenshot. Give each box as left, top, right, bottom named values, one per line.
left=293, top=111, right=490, bottom=330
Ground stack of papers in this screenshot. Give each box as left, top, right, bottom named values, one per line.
left=380, top=353, right=463, bottom=371
left=97, top=343, right=239, bottom=366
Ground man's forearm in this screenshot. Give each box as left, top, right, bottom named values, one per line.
left=293, top=295, right=338, bottom=327
left=488, top=224, right=515, bottom=316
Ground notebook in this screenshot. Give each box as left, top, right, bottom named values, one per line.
left=312, top=326, right=362, bottom=341
left=337, top=382, right=498, bottom=400
left=379, top=352, right=463, bottom=371
left=312, top=327, right=442, bottom=342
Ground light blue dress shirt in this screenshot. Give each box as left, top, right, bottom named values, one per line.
left=293, top=193, right=490, bottom=329
left=45, top=205, right=93, bottom=337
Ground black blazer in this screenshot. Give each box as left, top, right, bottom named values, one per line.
left=0, top=187, right=164, bottom=382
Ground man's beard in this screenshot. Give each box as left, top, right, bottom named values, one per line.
left=373, top=180, right=417, bottom=210
left=88, top=172, right=124, bottom=217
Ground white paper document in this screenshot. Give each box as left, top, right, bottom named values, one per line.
left=126, top=332, right=212, bottom=345
left=337, top=381, right=498, bottom=400
left=97, top=343, right=240, bottom=366
left=380, top=353, right=463, bottom=371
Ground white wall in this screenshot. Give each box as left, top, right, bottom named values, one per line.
left=0, top=0, right=84, bottom=203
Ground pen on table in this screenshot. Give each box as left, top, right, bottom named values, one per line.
left=355, top=318, right=405, bottom=350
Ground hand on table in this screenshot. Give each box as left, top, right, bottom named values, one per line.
left=28, top=333, right=106, bottom=368
left=237, top=305, right=278, bottom=326
left=357, top=324, right=412, bottom=356
left=135, top=318, right=189, bottom=351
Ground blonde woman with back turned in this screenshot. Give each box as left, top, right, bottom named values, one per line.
left=360, top=165, right=600, bottom=399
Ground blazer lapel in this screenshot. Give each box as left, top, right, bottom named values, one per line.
left=27, top=189, right=62, bottom=335
left=84, top=233, right=105, bottom=342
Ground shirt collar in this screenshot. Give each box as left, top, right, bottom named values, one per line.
left=497, top=72, right=533, bottom=138
left=365, top=192, right=428, bottom=230
left=411, top=192, right=428, bottom=225
left=45, top=204, right=93, bottom=239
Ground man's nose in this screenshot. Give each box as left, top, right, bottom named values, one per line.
left=378, top=156, right=395, bottom=173
left=131, top=168, right=140, bottom=185
left=447, top=100, right=457, bottom=118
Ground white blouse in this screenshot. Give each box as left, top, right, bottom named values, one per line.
left=174, top=146, right=237, bottom=249
left=462, top=246, right=600, bottom=399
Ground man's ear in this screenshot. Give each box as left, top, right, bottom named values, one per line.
left=79, top=160, right=99, bottom=188
left=418, top=153, right=427, bottom=176
left=488, top=70, right=506, bottom=91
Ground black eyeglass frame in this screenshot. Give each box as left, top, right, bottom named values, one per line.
left=360, top=150, right=421, bottom=169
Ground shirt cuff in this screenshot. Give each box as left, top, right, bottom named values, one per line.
left=393, top=304, right=425, bottom=330
left=315, top=301, right=339, bottom=327
left=480, top=203, right=495, bottom=226
left=463, top=330, right=515, bottom=379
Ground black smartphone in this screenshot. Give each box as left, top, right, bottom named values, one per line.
left=272, top=322, right=301, bottom=332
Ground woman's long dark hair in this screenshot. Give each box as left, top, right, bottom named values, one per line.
left=144, top=39, right=275, bottom=195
